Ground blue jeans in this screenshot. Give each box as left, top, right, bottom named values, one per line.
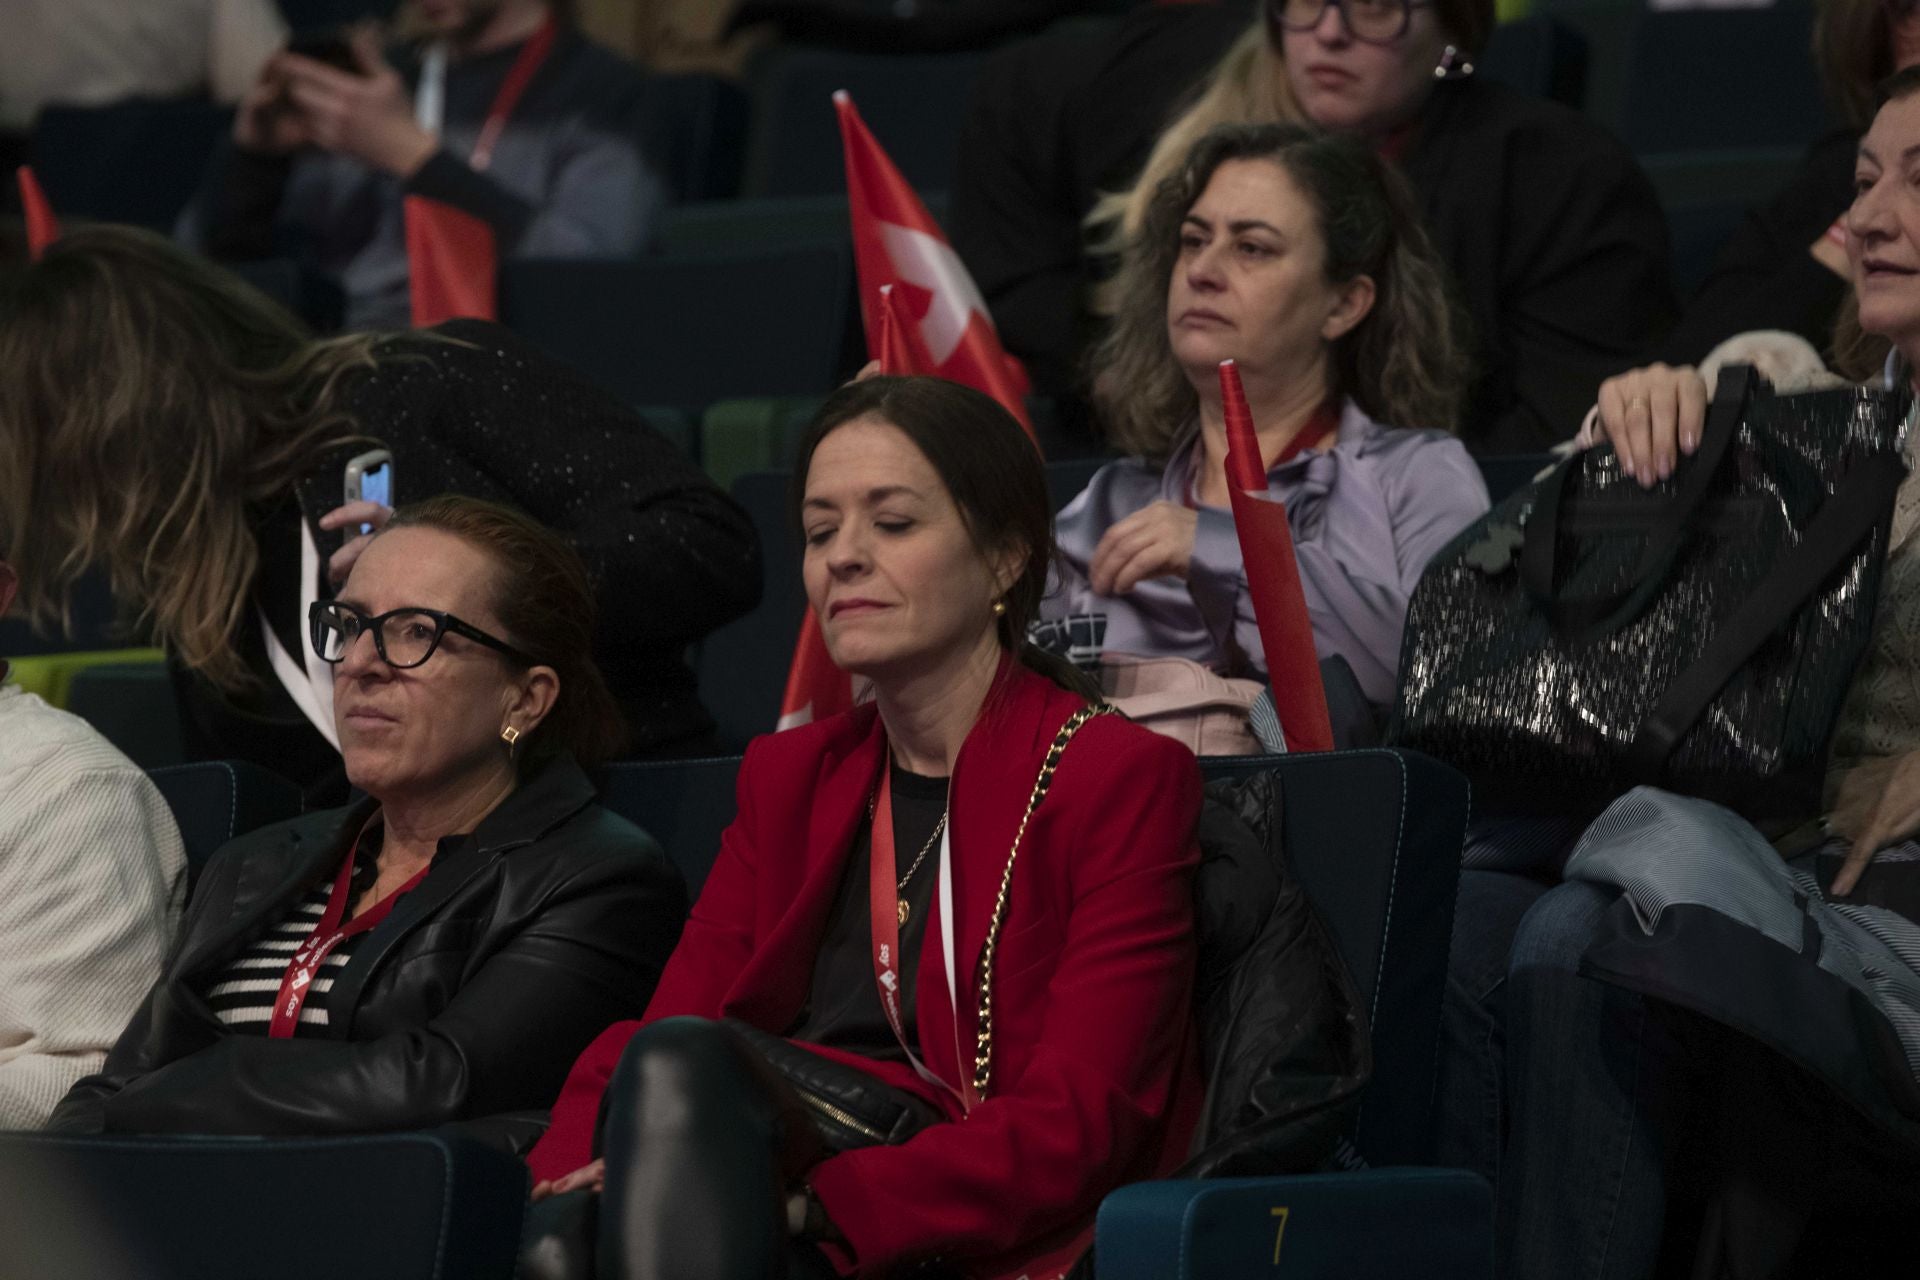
left=1499, top=880, right=1685, bottom=1280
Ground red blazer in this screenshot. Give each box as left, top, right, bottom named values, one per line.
left=529, top=662, right=1205, bottom=1279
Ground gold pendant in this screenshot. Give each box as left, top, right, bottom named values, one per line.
left=897, top=898, right=911, bottom=926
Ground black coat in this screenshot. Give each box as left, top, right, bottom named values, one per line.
left=174, top=318, right=763, bottom=804
left=48, top=757, right=687, bottom=1149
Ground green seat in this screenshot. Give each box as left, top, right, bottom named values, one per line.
left=634, top=405, right=698, bottom=463
left=5, top=648, right=166, bottom=709
left=700, top=396, right=825, bottom=492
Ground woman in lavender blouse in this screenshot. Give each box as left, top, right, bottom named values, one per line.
left=1049, top=123, right=1489, bottom=705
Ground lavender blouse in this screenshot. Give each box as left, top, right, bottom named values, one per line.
left=1046, top=399, right=1489, bottom=704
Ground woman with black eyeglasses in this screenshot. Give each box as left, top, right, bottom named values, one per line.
left=952, top=0, right=1676, bottom=451
left=47, top=496, right=687, bottom=1149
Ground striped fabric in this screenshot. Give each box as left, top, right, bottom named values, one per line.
left=1565, top=786, right=1920, bottom=1083
left=202, top=884, right=365, bottom=1036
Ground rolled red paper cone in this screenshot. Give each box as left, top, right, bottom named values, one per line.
left=1215, top=361, right=1333, bottom=751
left=1219, top=360, right=1268, bottom=493
left=17, top=166, right=61, bottom=260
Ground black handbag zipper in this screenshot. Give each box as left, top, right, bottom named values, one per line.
left=789, top=1079, right=892, bottom=1143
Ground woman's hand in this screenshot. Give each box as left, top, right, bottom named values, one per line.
left=531, top=1158, right=605, bottom=1203
left=1594, top=363, right=1707, bottom=488
left=1089, top=501, right=1200, bottom=597
left=233, top=56, right=313, bottom=154
left=279, top=30, right=437, bottom=177
left=319, top=500, right=393, bottom=588
left=1827, top=752, right=1920, bottom=896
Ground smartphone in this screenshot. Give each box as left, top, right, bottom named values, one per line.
left=344, top=449, right=394, bottom=535
left=286, top=29, right=363, bottom=75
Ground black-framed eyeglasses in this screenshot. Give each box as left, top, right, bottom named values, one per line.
left=309, top=601, right=535, bottom=669
left=1266, top=0, right=1433, bottom=45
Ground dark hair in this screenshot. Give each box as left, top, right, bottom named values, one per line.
left=1092, top=121, right=1470, bottom=459
left=1818, top=0, right=1904, bottom=130
left=382, top=495, right=626, bottom=769
left=788, top=376, right=1099, bottom=700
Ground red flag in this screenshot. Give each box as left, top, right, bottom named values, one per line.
left=403, top=196, right=496, bottom=328
left=874, top=282, right=911, bottom=374
left=16, top=166, right=61, bottom=260
left=833, top=91, right=1033, bottom=438
left=1220, top=360, right=1333, bottom=753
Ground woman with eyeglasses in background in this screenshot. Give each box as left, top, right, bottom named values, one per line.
left=48, top=497, right=687, bottom=1152
left=953, top=0, right=1675, bottom=452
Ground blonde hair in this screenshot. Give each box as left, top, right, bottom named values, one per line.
left=1091, top=123, right=1471, bottom=460
left=0, top=225, right=383, bottom=692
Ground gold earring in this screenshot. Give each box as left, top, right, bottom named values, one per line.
left=992, top=600, right=1007, bottom=617
left=500, top=725, right=521, bottom=747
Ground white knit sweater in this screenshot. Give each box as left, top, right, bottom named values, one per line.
left=0, top=682, right=185, bottom=1128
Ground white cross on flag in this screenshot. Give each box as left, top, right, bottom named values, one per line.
left=775, top=94, right=1037, bottom=732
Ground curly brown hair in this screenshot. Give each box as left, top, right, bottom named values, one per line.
left=1090, top=122, right=1472, bottom=461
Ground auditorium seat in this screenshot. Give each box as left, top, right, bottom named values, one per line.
left=636, top=72, right=750, bottom=203
left=739, top=47, right=985, bottom=198
left=0, top=1130, right=525, bottom=1280
left=700, top=397, right=824, bottom=492
left=601, top=747, right=1471, bottom=1167
left=147, top=760, right=303, bottom=888
left=1617, top=4, right=1829, bottom=156
left=694, top=470, right=802, bottom=749
left=660, top=191, right=952, bottom=255
left=30, top=98, right=231, bottom=232
left=5, top=649, right=166, bottom=711
left=68, top=662, right=186, bottom=770
left=1095, top=1169, right=1491, bottom=1280
left=0, top=570, right=128, bottom=658
left=226, top=259, right=347, bottom=334
left=499, top=246, right=857, bottom=413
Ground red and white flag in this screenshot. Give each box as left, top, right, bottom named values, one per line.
left=776, top=97, right=1035, bottom=732
left=1220, top=359, right=1333, bottom=753
left=834, top=91, right=1032, bottom=435
left=16, top=166, right=61, bottom=260
left=404, top=196, right=496, bottom=328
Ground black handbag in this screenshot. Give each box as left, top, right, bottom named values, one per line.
left=724, top=1020, right=943, bottom=1151
left=1392, top=365, right=1911, bottom=824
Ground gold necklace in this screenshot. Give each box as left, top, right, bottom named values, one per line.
left=895, top=811, right=948, bottom=926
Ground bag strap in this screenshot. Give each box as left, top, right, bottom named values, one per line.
left=971, top=703, right=1115, bottom=1099
left=1523, top=365, right=1756, bottom=640
left=1625, top=451, right=1910, bottom=777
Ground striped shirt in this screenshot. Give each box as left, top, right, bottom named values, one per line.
left=202, top=881, right=368, bottom=1035
left=201, top=839, right=385, bottom=1036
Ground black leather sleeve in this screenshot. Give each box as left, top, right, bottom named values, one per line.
left=80, top=846, right=686, bottom=1137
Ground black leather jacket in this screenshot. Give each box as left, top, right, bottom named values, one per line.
left=48, top=757, right=686, bottom=1147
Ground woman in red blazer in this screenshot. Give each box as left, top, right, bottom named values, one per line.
left=526, top=375, right=1205, bottom=1279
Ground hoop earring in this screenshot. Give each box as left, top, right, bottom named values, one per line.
left=1433, top=44, right=1474, bottom=80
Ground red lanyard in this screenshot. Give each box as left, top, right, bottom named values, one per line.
left=469, top=16, right=558, bottom=171
left=267, top=839, right=429, bottom=1039
left=1187, top=399, right=1340, bottom=509
left=867, top=767, right=970, bottom=1107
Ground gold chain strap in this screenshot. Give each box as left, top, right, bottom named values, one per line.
left=971, top=703, right=1116, bottom=1099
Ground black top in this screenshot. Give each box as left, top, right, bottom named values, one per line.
left=792, top=762, right=949, bottom=1063
left=172, top=319, right=762, bottom=806
left=1658, top=129, right=1857, bottom=366
left=951, top=8, right=1677, bottom=452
